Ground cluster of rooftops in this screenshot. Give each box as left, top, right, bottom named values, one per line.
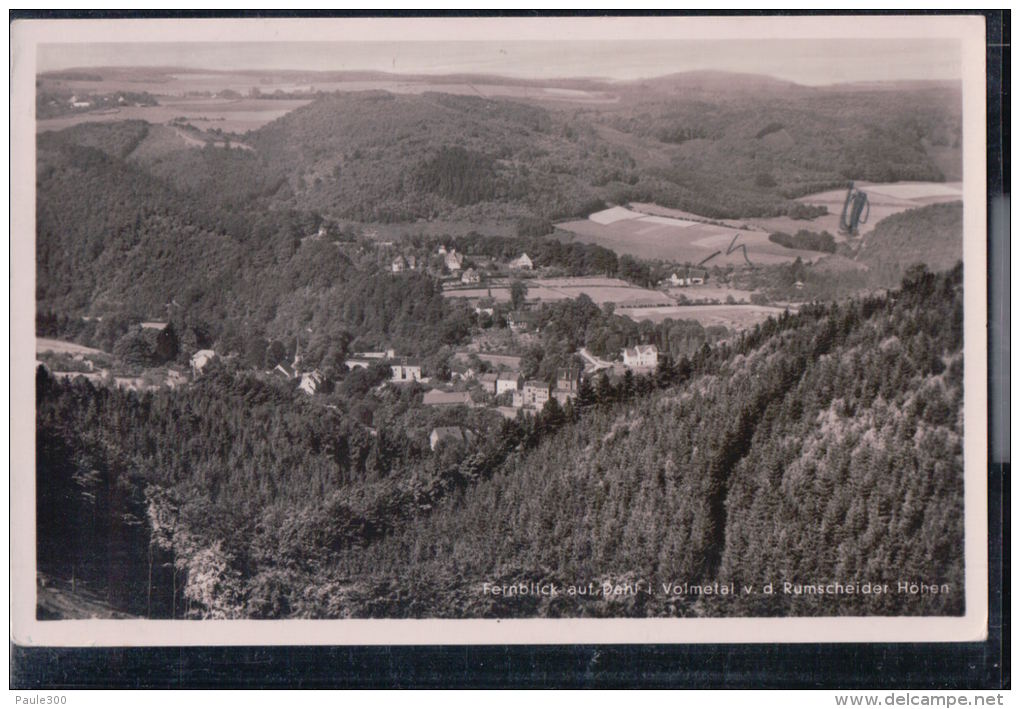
left=391, top=246, right=534, bottom=283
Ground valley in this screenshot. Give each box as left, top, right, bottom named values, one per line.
left=32, top=63, right=967, bottom=621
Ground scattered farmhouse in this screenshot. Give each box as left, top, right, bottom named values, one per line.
left=423, top=390, right=474, bottom=408
left=140, top=321, right=169, bottom=331
left=359, top=348, right=396, bottom=360
left=273, top=362, right=296, bottom=379
left=510, top=377, right=578, bottom=409
left=622, top=344, right=659, bottom=368
left=664, top=268, right=709, bottom=287
left=515, top=380, right=550, bottom=409
left=390, top=360, right=423, bottom=383
left=510, top=253, right=533, bottom=271
left=190, top=349, right=216, bottom=375
left=392, top=255, right=419, bottom=273
left=507, top=310, right=537, bottom=333
left=298, top=370, right=324, bottom=395
left=496, top=372, right=522, bottom=395
left=429, top=426, right=477, bottom=451
left=556, top=369, right=582, bottom=393
left=445, top=249, right=464, bottom=271
left=345, top=348, right=396, bottom=370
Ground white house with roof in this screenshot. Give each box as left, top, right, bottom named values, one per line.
left=496, top=372, right=521, bottom=395
left=514, top=380, right=550, bottom=408
left=507, top=310, right=536, bottom=333
left=273, top=362, right=296, bottom=379
left=298, top=370, right=324, bottom=395
left=445, top=249, right=464, bottom=271
left=622, top=344, right=659, bottom=368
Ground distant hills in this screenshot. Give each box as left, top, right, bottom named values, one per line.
left=94, top=75, right=959, bottom=223
left=35, top=71, right=963, bottom=331
left=39, top=65, right=959, bottom=93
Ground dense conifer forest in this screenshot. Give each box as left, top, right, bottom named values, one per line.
left=36, top=265, right=963, bottom=618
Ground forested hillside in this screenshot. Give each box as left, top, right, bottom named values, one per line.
left=35, top=133, right=481, bottom=358
left=33, top=71, right=967, bottom=622
left=37, top=265, right=963, bottom=619
left=111, top=80, right=959, bottom=223
left=857, top=201, right=963, bottom=286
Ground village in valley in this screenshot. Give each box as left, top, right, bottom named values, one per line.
left=36, top=166, right=960, bottom=462
left=36, top=226, right=755, bottom=456
left=28, top=28, right=972, bottom=625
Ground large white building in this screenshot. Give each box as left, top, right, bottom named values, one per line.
left=496, top=372, right=521, bottom=395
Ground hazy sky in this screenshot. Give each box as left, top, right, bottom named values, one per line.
left=38, top=38, right=961, bottom=86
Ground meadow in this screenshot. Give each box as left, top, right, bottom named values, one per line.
left=445, top=276, right=674, bottom=307
left=746, top=181, right=964, bottom=239
left=556, top=206, right=819, bottom=265
left=36, top=97, right=312, bottom=134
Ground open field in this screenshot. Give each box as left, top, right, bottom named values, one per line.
left=446, top=276, right=674, bottom=308
left=560, top=181, right=963, bottom=264
left=746, top=181, right=963, bottom=239
left=629, top=202, right=748, bottom=230
left=37, top=97, right=312, bottom=134
left=666, top=285, right=755, bottom=302
left=557, top=207, right=819, bottom=265
left=622, top=303, right=792, bottom=329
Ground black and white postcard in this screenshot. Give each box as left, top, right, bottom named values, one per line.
left=10, top=14, right=990, bottom=646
